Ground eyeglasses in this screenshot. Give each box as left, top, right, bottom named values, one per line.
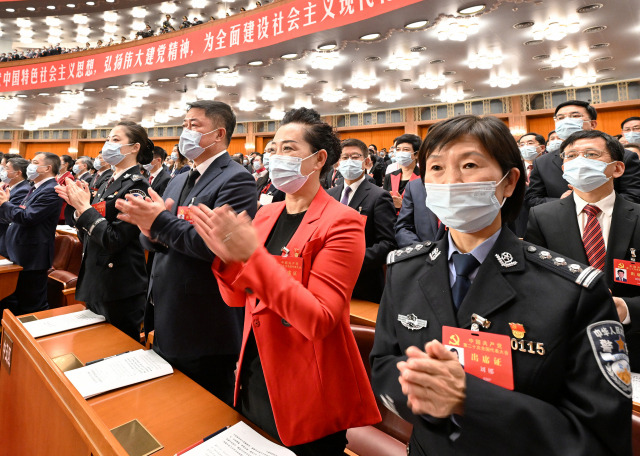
left=339, top=153, right=364, bottom=161
left=553, top=112, right=588, bottom=122
left=622, top=125, right=640, bottom=133
left=560, top=148, right=605, bottom=161
left=519, top=141, right=539, bottom=147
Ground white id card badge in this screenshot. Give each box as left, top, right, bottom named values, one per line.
left=259, top=193, right=274, bottom=205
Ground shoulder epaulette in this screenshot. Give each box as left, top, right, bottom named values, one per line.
left=523, top=242, right=603, bottom=289
left=129, top=174, right=142, bottom=181
left=387, top=240, right=435, bottom=265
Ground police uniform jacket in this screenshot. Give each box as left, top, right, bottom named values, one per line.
left=525, top=193, right=640, bottom=370
left=212, top=188, right=381, bottom=446
left=0, top=178, right=62, bottom=271
left=0, top=180, right=30, bottom=257
left=74, top=165, right=149, bottom=304
left=370, top=228, right=631, bottom=456
left=141, top=152, right=257, bottom=359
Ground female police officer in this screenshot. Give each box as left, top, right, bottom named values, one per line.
left=56, top=121, right=152, bottom=341
left=370, top=115, right=631, bottom=455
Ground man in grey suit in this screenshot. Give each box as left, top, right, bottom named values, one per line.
left=117, top=100, right=257, bottom=405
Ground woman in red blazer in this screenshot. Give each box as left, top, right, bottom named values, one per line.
left=191, top=108, right=380, bottom=455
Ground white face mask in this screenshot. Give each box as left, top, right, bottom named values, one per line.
left=171, top=152, right=179, bottom=160
left=263, top=153, right=271, bottom=169
left=395, top=151, right=414, bottom=167
left=26, top=163, right=41, bottom=180
left=425, top=174, right=509, bottom=233
left=562, top=156, right=614, bottom=193
left=338, top=159, right=364, bottom=181
left=0, top=168, right=8, bottom=184
left=178, top=128, right=219, bottom=161
left=102, top=141, right=135, bottom=166
left=546, top=139, right=563, bottom=153
left=624, top=132, right=640, bottom=144
left=142, top=162, right=155, bottom=172
left=94, top=158, right=102, bottom=169
left=519, top=145, right=539, bottom=161
left=555, top=118, right=585, bottom=140
left=269, top=152, right=318, bottom=194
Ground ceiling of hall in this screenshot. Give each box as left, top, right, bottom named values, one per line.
left=0, top=0, right=638, bottom=130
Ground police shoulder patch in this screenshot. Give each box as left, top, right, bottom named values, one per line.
left=127, top=189, right=147, bottom=199
left=387, top=240, right=434, bottom=265
left=587, top=320, right=632, bottom=398
left=523, top=242, right=601, bottom=289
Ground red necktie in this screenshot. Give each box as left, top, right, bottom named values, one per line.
left=582, top=204, right=606, bottom=270
left=149, top=175, right=154, bottom=185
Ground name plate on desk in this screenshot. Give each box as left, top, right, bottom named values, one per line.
left=22, top=309, right=106, bottom=338
left=1, top=332, right=13, bottom=374
left=111, top=419, right=163, bottom=456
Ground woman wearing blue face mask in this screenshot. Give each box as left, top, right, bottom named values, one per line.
left=370, top=115, right=631, bottom=456
left=55, top=121, right=154, bottom=341
left=189, top=107, right=380, bottom=454
left=383, top=134, right=421, bottom=211
left=170, top=143, right=190, bottom=178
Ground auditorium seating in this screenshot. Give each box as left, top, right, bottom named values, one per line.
left=47, top=233, right=83, bottom=308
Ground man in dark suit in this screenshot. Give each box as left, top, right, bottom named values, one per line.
left=525, top=129, right=640, bottom=369
left=322, top=162, right=342, bottom=189
left=146, top=146, right=171, bottom=197
left=116, top=100, right=257, bottom=405
left=0, top=157, right=30, bottom=257
left=328, top=138, right=396, bottom=303
left=395, top=178, right=446, bottom=247
left=89, top=153, right=113, bottom=194
left=0, top=152, right=62, bottom=316
left=526, top=100, right=640, bottom=208
left=74, top=156, right=94, bottom=184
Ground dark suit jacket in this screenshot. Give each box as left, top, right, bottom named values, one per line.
left=78, top=172, right=93, bottom=184
left=142, top=152, right=257, bottom=359
left=90, top=168, right=113, bottom=192
left=394, top=179, right=445, bottom=247
left=0, top=180, right=30, bottom=257
left=150, top=169, right=171, bottom=197
left=0, top=178, right=62, bottom=271
left=322, top=169, right=342, bottom=189
left=328, top=178, right=397, bottom=303
left=525, top=149, right=640, bottom=208
left=525, top=193, right=640, bottom=370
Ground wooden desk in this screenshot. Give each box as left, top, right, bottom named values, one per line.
left=0, top=257, right=22, bottom=301
left=350, top=299, right=379, bottom=327
left=0, top=306, right=265, bottom=456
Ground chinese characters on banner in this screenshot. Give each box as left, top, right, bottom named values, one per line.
left=0, top=0, right=422, bottom=93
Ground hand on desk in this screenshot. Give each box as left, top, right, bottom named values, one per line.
left=397, top=340, right=466, bottom=418
left=190, top=204, right=257, bottom=264
left=116, top=187, right=171, bottom=238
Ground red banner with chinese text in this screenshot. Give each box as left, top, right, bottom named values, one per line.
left=0, top=0, right=422, bottom=93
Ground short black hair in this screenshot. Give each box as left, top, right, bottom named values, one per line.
left=7, top=157, right=28, bottom=179
left=116, top=121, right=154, bottom=165
left=555, top=100, right=597, bottom=120
left=621, top=117, right=640, bottom=129
left=153, top=146, right=167, bottom=162
left=559, top=129, right=625, bottom=162
left=186, top=100, right=236, bottom=146
left=547, top=130, right=557, bottom=140
left=395, top=134, right=422, bottom=153
left=36, top=152, right=61, bottom=175
left=281, top=107, right=341, bottom=179
left=341, top=138, right=369, bottom=158
left=418, top=115, right=525, bottom=224
left=518, top=133, right=546, bottom=146
left=60, top=154, right=75, bottom=168
left=368, top=144, right=377, bottom=152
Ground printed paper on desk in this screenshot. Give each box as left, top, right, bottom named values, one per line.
left=182, top=421, right=295, bottom=456
left=65, top=349, right=173, bottom=398
left=23, top=309, right=106, bottom=338
left=443, top=326, right=514, bottom=390
left=613, top=260, right=640, bottom=286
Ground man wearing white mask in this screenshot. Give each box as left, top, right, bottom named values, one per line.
left=620, top=117, right=640, bottom=146
left=327, top=138, right=396, bottom=303
left=0, top=152, right=62, bottom=316
left=143, top=146, right=171, bottom=197
left=518, top=133, right=546, bottom=182
left=89, top=153, right=113, bottom=194
left=526, top=100, right=640, bottom=208
left=526, top=129, right=640, bottom=371
left=114, top=100, right=257, bottom=405
left=0, top=157, right=29, bottom=257
left=74, top=156, right=94, bottom=184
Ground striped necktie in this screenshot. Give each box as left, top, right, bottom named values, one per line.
left=582, top=204, right=606, bottom=270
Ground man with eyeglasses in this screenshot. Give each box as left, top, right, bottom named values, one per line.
left=526, top=129, right=640, bottom=370
left=620, top=117, right=640, bottom=146
left=327, top=138, right=396, bottom=303
left=526, top=100, right=640, bottom=208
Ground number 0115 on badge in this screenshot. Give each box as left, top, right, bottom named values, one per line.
left=442, top=326, right=514, bottom=390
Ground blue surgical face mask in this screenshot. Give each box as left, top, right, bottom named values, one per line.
left=72, top=164, right=81, bottom=174
left=269, top=152, right=318, bottom=194
left=94, top=158, right=102, bottom=169
left=142, top=162, right=155, bottom=172
left=0, top=168, right=8, bottom=184
left=519, top=145, right=539, bottom=161
left=546, top=139, right=563, bottom=153
left=562, top=156, right=614, bottom=193
left=555, top=118, right=586, bottom=140
left=102, top=141, right=135, bottom=166
left=263, top=153, right=271, bottom=170
left=171, top=152, right=179, bottom=160
left=338, top=159, right=364, bottom=181
left=624, top=132, right=640, bottom=144
left=178, top=128, right=219, bottom=161
left=395, top=151, right=414, bottom=167
left=425, top=174, right=509, bottom=233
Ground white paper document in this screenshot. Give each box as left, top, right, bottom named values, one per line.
left=0, top=259, right=13, bottom=266
left=23, top=309, right=106, bottom=338
left=65, top=349, right=173, bottom=398
left=56, top=224, right=77, bottom=234
left=632, top=372, right=640, bottom=403
left=182, top=421, right=295, bottom=456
